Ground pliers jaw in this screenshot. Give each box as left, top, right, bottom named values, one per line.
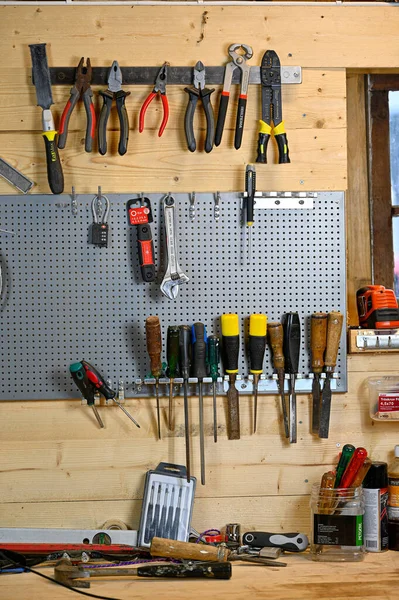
left=184, top=61, right=215, bottom=153
left=139, top=62, right=170, bottom=137
left=75, top=57, right=92, bottom=94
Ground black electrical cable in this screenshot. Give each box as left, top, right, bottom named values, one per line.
left=0, top=550, right=121, bottom=600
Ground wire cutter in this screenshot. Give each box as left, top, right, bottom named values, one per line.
left=184, top=61, right=215, bottom=153
left=215, top=44, right=253, bottom=150
left=58, top=57, right=96, bottom=153
left=139, top=62, right=169, bottom=137
left=256, top=50, right=290, bottom=164
left=98, top=61, right=130, bottom=156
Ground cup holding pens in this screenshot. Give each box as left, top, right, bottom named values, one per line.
left=310, top=484, right=365, bottom=562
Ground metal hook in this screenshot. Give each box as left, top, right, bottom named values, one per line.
left=189, top=192, right=196, bottom=222
left=214, top=192, right=221, bottom=222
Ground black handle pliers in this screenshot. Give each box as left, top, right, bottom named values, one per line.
left=184, top=61, right=215, bottom=153
left=98, top=60, right=130, bottom=156
left=256, top=50, right=290, bottom=164
left=58, top=57, right=96, bottom=153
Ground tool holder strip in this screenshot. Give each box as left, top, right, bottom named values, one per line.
left=0, top=191, right=346, bottom=400
left=48, top=66, right=302, bottom=86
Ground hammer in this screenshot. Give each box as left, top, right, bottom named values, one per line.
left=54, top=558, right=232, bottom=588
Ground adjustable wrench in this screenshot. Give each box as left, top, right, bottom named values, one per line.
left=160, top=195, right=189, bottom=300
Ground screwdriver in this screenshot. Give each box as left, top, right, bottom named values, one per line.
left=248, top=314, right=267, bottom=434
left=208, top=335, right=220, bottom=443
left=268, top=322, right=289, bottom=438
left=145, top=316, right=163, bottom=440
left=192, top=323, right=208, bottom=486
left=221, top=314, right=241, bottom=441
left=179, top=325, right=192, bottom=482
left=340, top=447, right=368, bottom=488
left=245, top=164, right=256, bottom=260
left=334, top=444, right=355, bottom=487
left=319, top=311, right=344, bottom=439
left=167, top=326, right=180, bottom=431
left=310, top=313, right=328, bottom=434
left=282, top=312, right=301, bottom=444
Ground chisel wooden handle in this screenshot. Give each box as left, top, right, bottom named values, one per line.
left=324, top=312, right=344, bottom=370
left=310, top=313, right=328, bottom=373
left=268, top=322, right=284, bottom=369
left=146, top=316, right=163, bottom=378
left=150, top=537, right=230, bottom=562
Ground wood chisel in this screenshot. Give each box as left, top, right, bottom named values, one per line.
left=248, top=314, right=267, bottom=433
left=179, top=326, right=192, bottom=481
left=29, top=43, right=64, bottom=195
left=283, top=312, right=301, bottom=444
left=167, top=325, right=180, bottom=430
left=208, top=335, right=220, bottom=443
left=268, top=322, right=289, bottom=438
left=221, top=314, right=241, bottom=440
left=145, top=316, right=163, bottom=440
left=310, top=313, right=328, bottom=434
left=192, top=322, right=208, bottom=485
left=319, top=311, right=344, bottom=439
left=150, top=537, right=286, bottom=567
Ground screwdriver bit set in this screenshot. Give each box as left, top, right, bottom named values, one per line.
left=138, top=463, right=196, bottom=548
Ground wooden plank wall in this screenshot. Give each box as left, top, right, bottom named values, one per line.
left=0, top=6, right=399, bottom=535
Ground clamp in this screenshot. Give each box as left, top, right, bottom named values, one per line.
left=215, top=44, right=253, bottom=149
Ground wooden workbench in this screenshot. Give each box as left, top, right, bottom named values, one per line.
left=0, top=552, right=398, bottom=600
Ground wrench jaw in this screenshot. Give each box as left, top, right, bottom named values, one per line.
left=160, top=271, right=190, bottom=300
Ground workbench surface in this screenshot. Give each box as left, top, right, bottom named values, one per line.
left=0, top=552, right=398, bottom=600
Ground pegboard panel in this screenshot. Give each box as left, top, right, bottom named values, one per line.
left=0, top=192, right=346, bottom=399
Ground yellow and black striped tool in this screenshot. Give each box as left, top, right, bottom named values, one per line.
left=256, top=50, right=290, bottom=165
left=249, top=314, right=268, bottom=434
left=221, top=314, right=241, bottom=440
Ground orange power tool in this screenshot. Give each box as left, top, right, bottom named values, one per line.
left=356, top=285, right=399, bottom=329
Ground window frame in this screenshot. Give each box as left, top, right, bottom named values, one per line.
left=367, top=74, right=399, bottom=289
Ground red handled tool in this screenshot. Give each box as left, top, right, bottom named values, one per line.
left=58, top=57, right=96, bottom=153
left=139, top=63, right=169, bottom=137
left=127, top=197, right=156, bottom=282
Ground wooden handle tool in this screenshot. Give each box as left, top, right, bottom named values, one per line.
left=310, top=313, right=328, bottom=434
left=150, top=537, right=230, bottom=562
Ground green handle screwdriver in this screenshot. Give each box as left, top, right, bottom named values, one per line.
left=208, top=335, right=220, bottom=443
left=167, top=326, right=180, bottom=431
left=335, top=444, right=355, bottom=487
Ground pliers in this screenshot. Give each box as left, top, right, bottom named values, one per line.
left=256, top=50, right=290, bottom=164
left=98, top=61, right=130, bottom=156
left=58, top=57, right=96, bottom=153
left=139, top=62, right=170, bottom=137
left=184, top=61, right=215, bottom=153
left=215, top=43, right=253, bottom=150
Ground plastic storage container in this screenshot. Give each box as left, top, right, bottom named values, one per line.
left=310, top=483, right=365, bottom=562
left=368, top=376, right=399, bottom=420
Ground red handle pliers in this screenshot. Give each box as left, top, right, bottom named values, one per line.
left=58, top=57, right=96, bottom=153
left=139, top=62, right=169, bottom=137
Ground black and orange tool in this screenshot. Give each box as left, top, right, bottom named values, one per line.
left=98, top=61, right=130, bottom=156
left=319, top=311, right=344, bottom=439
left=139, top=62, right=170, bottom=137
left=310, top=313, right=328, bottom=434
left=29, top=43, right=64, bottom=195
left=127, top=197, right=156, bottom=282
left=215, top=44, right=253, bottom=149
left=58, top=57, right=96, bottom=153
left=256, top=50, right=290, bottom=165
left=356, top=285, right=399, bottom=329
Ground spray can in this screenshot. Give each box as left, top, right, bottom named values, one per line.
left=363, top=462, right=389, bottom=552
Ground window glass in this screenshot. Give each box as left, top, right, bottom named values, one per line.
left=389, top=91, right=399, bottom=295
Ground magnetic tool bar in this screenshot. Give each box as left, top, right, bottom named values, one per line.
left=48, top=66, right=302, bottom=86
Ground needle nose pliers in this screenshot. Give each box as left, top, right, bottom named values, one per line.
left=58, top=57, right=96, bottom=153
left=139, top=62, right=170, bottom=137
left=184, top=61, right=215, bottom=153
left=98, top=60, right=130, bottom=156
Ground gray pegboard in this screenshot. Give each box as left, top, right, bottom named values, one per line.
left=0, top=192, right=346, bottom=399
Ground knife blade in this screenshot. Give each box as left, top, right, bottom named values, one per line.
left=29, top=43, right=64, bottom=195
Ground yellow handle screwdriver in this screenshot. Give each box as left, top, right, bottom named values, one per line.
left=221, top=314, right=240, bottom=440
left=249, top=314, right=267, bottom=434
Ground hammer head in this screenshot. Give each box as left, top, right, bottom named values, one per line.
left=54, top=558, right=90, bottom=588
